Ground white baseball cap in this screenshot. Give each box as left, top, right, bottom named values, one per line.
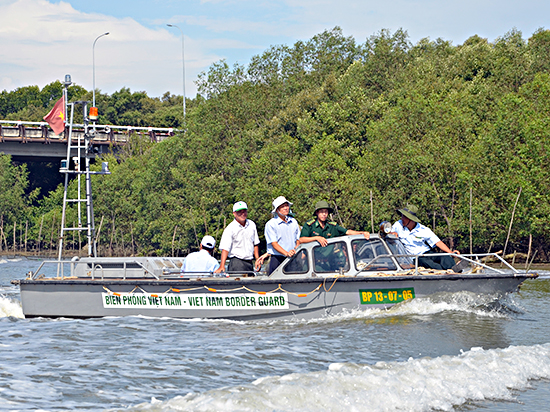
left=271, top=196, right=293, bottom=214
left=233, top=201, right=248, bottom=212
left=201, top=235, right=216, bottom=249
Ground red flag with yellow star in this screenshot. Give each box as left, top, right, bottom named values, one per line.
left=43, top=96, right=65, bottom=135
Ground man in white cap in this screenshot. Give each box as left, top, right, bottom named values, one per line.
left=181, top=235, right=220, bottom=273
left=264, top=196, right=301, bottom=275
left=215, top=201, right=260, bottom=274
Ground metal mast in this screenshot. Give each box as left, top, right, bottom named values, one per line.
left=57, top=81, right=110, bottom=271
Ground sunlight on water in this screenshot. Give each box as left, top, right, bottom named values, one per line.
left=125, top=344, right=550, bottom=412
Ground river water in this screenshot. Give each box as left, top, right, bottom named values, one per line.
left=1, top=257, right=550, bottom=411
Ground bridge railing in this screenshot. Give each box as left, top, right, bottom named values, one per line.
left=0, top=120, right=178, bottom=145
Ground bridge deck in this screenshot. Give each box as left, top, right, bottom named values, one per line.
left=0, top=121, right=177, bottom=159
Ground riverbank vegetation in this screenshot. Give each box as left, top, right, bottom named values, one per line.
left=2, top=27, right=550, bottom=260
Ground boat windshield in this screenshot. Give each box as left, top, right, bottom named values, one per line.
left=312, top=241, right=350, bottom=273
left=351, top=238, right=397, bottom=271
left=282, top=249, right=309, bottom=274
left=385, top=238, right=415, bottom=269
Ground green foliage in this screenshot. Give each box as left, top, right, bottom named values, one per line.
left=1, top=81, right=185, bottom=127
left=4, top=27, right=550, bottom=259
left=0, top=153, right=37, bottom=225
left=0, top=82, right=87, bottom=121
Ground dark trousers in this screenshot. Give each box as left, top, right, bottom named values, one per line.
left=268, top=254, right=287, bottom=275
left=227, top=257, right=254, bottom=274
left=418, top=252, right=455, bottom=270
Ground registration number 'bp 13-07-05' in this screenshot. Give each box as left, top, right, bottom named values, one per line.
left=359, top=288, right=415, bottom=304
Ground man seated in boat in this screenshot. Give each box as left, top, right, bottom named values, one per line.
left=391, top=204, right=464, bottom=271
left=181, top=235, right=220, bottom=274
left=299, top=200, right=370, bottom=247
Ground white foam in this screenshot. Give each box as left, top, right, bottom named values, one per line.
left=0, top=295, right=24, bottom=318
left=261, top=291, right=513, bottom=327
left=127, top=344, right=550, bottom=412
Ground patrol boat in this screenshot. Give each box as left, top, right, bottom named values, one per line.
left=17, top=230, right=537, bottom=320
left=15, top=230, right=537, bottom=320
left=12, top=98, right=537, bottom=320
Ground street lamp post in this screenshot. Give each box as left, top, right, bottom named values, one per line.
left=92, top=32, right=110, bottom=109
left=166, top=24, right=186, bottom=125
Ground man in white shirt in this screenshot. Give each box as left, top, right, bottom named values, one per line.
left=215, top=201, right=260, bottom=275
left=181, top=235, right=220, bottom=273
left=392, top=204, right=462, bottom=271
left=265, top=196, right=301, bottom=275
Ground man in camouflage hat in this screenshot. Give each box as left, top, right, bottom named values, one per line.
left=392, top=203, right=463, bottom=271
left=299, top=200, right=370, bottom=247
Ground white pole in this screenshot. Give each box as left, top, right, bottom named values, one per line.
left=167, top=24, right=186, bottom=125
left=92, top=32, right=110, bottom=108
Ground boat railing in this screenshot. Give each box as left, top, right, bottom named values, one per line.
left=26, top=260, right=78, bottom=280
left=408, top=252, right=518, bottom=274
left=161, top=269, right=262, bottom=279
left=358, top=252, right=518, bottom=275
left=24, top=259, right=161, bottom=280
left=89, top=260, right=160, bottom=280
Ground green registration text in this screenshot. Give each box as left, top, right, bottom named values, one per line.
left=359, top=288, right=415, bottom=304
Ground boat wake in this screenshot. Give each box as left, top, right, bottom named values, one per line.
left=0, top=290, right=516, bottom=324
left=0, top=258, right=22, bottom=264
left=0, top=294, right=24, bottom=319
left=124, top=343, right=550, bottom=412
left=259, top=291, right=518, bottom=327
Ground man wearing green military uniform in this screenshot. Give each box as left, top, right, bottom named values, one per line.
left=299, top=200, right=370, bottom=247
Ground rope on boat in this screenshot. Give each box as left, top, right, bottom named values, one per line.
left=323, top=275, right=344, bottom=292
left=199, top=283, right=323, bottom=297
left=103, top=283, right=324, bottom=298
left=170, top=286, right=207, bottom=293
left=276, top=283, right=322, bottom=297
left=102, top=286, right=120, bottom=296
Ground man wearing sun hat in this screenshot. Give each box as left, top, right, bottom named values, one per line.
left=392, top=203, right=461, bottom=270
left=181, top=235, right=220, bottom=273
left=215, top=201, right=260, bottom=274
left=264, top=196, right=301, bottom=275
left=300, top=200, right=370, bottom=246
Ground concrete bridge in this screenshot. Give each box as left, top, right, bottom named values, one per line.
left=0, top=120, right=177, bottom=161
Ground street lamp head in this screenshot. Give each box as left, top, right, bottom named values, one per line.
left=166, top=23, right=186, bottom=125
left=92, top=32, right=110, bottom=112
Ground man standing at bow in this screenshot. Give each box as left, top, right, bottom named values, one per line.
left=215, top=201, right=260, bottom=274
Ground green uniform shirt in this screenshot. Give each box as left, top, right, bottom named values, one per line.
left=300, top=219, right=347, bottom=239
